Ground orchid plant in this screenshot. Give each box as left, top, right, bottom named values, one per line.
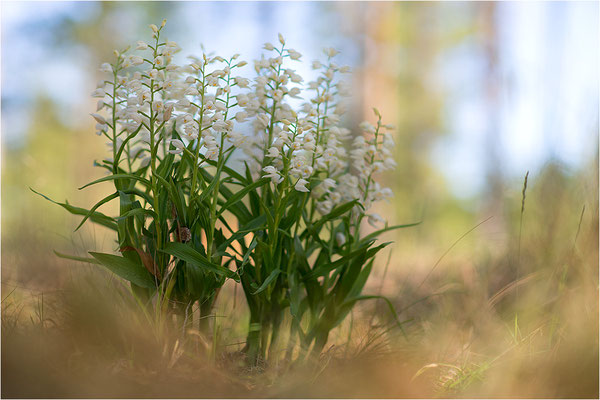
left=34, top=20, right=415, bottom=365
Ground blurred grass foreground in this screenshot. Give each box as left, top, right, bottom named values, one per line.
left=2, top=1, right=598, bottom=398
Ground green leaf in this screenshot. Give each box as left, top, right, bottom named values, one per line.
left=303, top=200, right=359, bottom=240
left=335, top=242, right=391, bottom=304
left=116, top=207, right=157, bottom=221
left=89, top=251, right=157, bottom=289
left=196, top=169, right=220, bottom=204
left=216, top=214, right=266, bottom=253
left=252, top=268, right=280, bottom=295
left=360, top=222, right=421, bottom=244
left=170, top=178, right=188, bottom=224
left=310, top=241, right=371, bottom=278
left=75, top=192, right=119, bottom=231
left=114, top=126, right=143, bottom=168
left=119, top=188, right=153, bottom=205
left=30, top=188, right=117, bottom=231
left=216, top=177, right=270, bottom=218
left=160, top=242, right=239, bottom=281
left=54, top=250, right=101, bottom=264
left=203, top=157, right=249, bottom=185
left=78, top=173, right=152, bottom=190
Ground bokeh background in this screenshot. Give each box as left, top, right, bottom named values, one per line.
left=2, top=1, right=598, bottom=398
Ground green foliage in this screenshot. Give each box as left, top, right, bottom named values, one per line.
left=31, top=22, right=414, bottom=367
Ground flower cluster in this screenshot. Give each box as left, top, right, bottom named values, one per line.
left=31, top=20, right=410, bottom=366
left=91, top=20, right=252, bottom=175
left=91, top=23, right=396, bottom=227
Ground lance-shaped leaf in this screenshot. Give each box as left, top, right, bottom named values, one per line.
left=89, top=251, right=157, bottom=289
left=160, top=242, right=239, bottom=281
left=78, top=173, right=152, bottom=190
left=114, top=125, right=143, bottom=167
left=359, top=221, right=421, bottom=244
left=216, top=214, right=266, bottom=253
left=116, top=207, right=157, bottom=221
left=120, top=246, right=161, bottom=280
left=30, top=188, right=117, bottom=231
left=252, top=268, right=280, bottom=295
left=75, top=192, right=119, bottom=231
left=54, top=250, right=101, bottom=265
left=302, top=200, right=360, bottom=239
left=216, top=177, right=270, bottom=219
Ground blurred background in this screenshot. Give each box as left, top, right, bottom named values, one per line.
left=2, top=1, right=598, bottom=397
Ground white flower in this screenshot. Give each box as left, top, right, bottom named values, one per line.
left=213, top=119, right=233, bottom=133
left=136, top=41, right=148, bottom=50
left=90, top=113, right=106, bottom=124
left=129, top=55, right=144, bottom=66
left=359, top=121, right=376, bottom=134
left=267, top=147, right=279, bottom=158
left=257, top=113, right=270, bottom=127
left=234, top=111, right=248, bottom=123
left=295, top=178, right=309, bottom=192
left=287, top=49, right=302, bottom=60
left=367, top=213, right=384, bottom=228
left=278, top=33, right=285, bottom=45
left=262, top=166, right=283, bottom=184
left=138, top=91, right=151, bottom=105
left=95, top=123, right=107, bottom=136
left=321, top=178, right=336, bottom=192
left=330, top=191, right=342, bottom=203
left=205, top=146, right=219, bottom=160
left=100, top=63, right=112, bottom=73
left=317, top=199, right=333, bottom=214
left=263, top=166, right=277, bottom=175
left=152, top=101, right=164, bottom=113
left=180, top=113, right=194, bottom=125
left=168, top=139, right=185, bottom=155
left=323, top=47, right=339, bottom=58
left=234, top=76, right=249, bottom=88
left=184, top=87, right=199, bottom=96
left=263, top=42, right=275, bottom=51
left=163, top=80, right=175, bottom=90
left=215, top=101, right=227, bottom=112
left=288, top=87, right=301, bottom=98
left=272, top=89, right=283, bottom=101
left=91, top=88, right=105, bottom=98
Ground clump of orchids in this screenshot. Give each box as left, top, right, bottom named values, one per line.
left=37, top=20, right=415, bottom=365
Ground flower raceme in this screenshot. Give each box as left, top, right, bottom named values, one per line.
left=90, top=23, right=395, bottom=224
left=35, top=20, right=410, bottom=365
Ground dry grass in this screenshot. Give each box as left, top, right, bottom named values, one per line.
left=2, top=161, right=598, bottom=398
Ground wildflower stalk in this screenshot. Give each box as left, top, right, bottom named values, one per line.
left=189, top=59, right=207, bottom=204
